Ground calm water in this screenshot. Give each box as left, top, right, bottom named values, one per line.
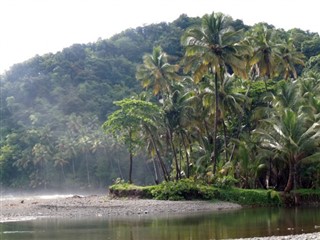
left=1, top=207, right=320, bottom=240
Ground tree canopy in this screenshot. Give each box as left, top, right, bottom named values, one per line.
left=1, top=11, right=320, bottom=192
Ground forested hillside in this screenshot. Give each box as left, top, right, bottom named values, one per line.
left=1, top=12, right=320, bottom=191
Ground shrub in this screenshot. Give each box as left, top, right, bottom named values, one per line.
left=108, top=178, right=283, bottom=206
left=109, top=179, right=153, bottom=198
left=213, top=175, right=238, bottom=189
left=150, top=179, right=215, bottom=200
left=217, top=188, right=282, bottom=206
left=292, top=189, right=320, bottom=205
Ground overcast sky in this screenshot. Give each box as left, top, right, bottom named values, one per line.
left=0, top=0, right=319, bottom=74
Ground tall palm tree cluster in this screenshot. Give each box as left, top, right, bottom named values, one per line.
left=104, top=12, right=320, bottom=192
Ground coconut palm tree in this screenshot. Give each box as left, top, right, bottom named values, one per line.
left=181, top=12, right=248, bottom=174
left=163, top=85, right=197, bottom=179
left=248, top=24, right=282, bottom=90
left=278, top=37, right=305, bottom=80
left=254, top=81, right=320, bottom=192
left=136, top=47, right=183, bottom=180
left=136, top=46, right=180, bottom=98
left=256, top=108, right=320, bottom=192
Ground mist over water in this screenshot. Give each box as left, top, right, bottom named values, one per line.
left=0, top=187, right=106, bottom=201
left=0, top=194, right=75, bottom=201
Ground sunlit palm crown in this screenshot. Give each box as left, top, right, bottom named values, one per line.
left=181, top=12, right=249, bottom=82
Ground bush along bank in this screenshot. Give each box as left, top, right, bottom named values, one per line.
left=280, top=189, right=320, bottom=207
left=109, top=179, right=283, bottom=207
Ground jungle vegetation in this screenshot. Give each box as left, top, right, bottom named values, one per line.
left=1, top=12, right=320, bottom=192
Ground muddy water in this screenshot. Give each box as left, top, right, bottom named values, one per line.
left=1, top=206, right=320, bottom=239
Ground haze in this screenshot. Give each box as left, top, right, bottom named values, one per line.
left=0, top=0, right=319, bottom=74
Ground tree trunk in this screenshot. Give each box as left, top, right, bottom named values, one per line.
left=72, top=158, right=76, bottom=180
left=223, top=121, right=228, bottom=162
left=85, top=151, right=91, bottom=187
left=128, top=130, right=133, bottom=184
left=61, top=165, right=66, bottom=181
left=168, top=128, right=181, bottom=180
left=181, top=133, right=190, bottom=178
left=152, top=158, right=159, bottom=184
left=147, top=127, right=170, bottom=181
left=211, top=72, right=219, bottom=175
left=229, top=78, right=253, bottom=162
left=128, top=151, right=133, bottom=184
left=172, top=142, right=181, bottom=181
left=284, top=161, right=293, bottom=192
left=117, top=157, right=124, bottom=180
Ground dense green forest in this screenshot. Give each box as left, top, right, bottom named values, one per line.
left=1, top=12, right=320, bottom=192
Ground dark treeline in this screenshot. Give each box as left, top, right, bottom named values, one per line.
left=1, top=12, right=320, bottom=191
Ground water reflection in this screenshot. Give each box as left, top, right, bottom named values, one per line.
left=1, top=207, right=320, bottom=240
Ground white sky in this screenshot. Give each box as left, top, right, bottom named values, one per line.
left=0, top=0, right=319, bottom=74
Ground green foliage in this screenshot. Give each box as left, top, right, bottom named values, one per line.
left=294, top=188, right=320, bottom=195
left=1, top=10, right=320, bottom=191
left=213, top=176, right=238, bottom=189
left=109, top=179, right=154, bottom=198
left=150, top=179, right=215, bottom=201
left=217, top=188, right=282, bottom=206
left=290, top=189, right=320, bottom=205
left=299, top=162, right=320, bottom=189
left=109, top=180, right=282, bottom=206
left=304, top=54, right=320, bottom=73
left=301, top=37, right=320, bottom=58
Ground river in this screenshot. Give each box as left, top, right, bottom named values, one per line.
left=1, top=206, right=320, bottom=239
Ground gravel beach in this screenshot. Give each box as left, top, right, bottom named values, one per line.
left=0, top=194, right=241, bottom=221
left=0, top=194, right=319, bottom=240
left=229, top=232, right=320, bottom=240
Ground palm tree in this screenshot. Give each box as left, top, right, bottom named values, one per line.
left=248, top=24, right=281, bottom=85
left=278, top=37, right=305, bottom=80
left=163, top=85, right=197, bottom=179
left=256, top=108, right=320, bottom=192
left=202, top=75, right=247, bottom=162
left=254, top=81, right=320, bottom=192
left=136, top=47, right=182, bottom=180
left=181, top=12, right=248, bottom=174
left=136, top=46, right=180, bottom=98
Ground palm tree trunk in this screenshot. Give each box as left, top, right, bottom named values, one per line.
left=152, top=157, right=159, bottom=184
left=168, top=128, right=181, bottom=180
left=85, top=152, right=91, bottom=187
left=284, top=161, right=294, bottom=192
left=229, top=78, right=253, bottom=162
left=211, top=72, right=219, bottom=175
left=61, top=165, right=66, bottom=181
left=147, top=127, right=170, bottom=181
left=223, top=121, right=228, bottom=162
left=181, top=132, right=190, bottom=178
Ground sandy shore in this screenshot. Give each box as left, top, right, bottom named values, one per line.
left=0, top=194, right=241, bottom=221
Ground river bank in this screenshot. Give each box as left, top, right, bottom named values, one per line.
left=230, top=231, right=320, bottom=240
left=0, top=194, right=241, bottom=221
left=1, top=194, right=319, bottom=239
